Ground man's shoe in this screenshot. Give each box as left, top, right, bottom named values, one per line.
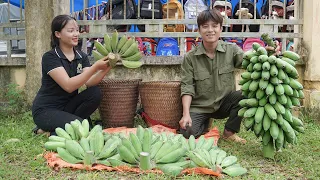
left=222, top=134, right=247, bottom=144
left=94, top=120, right=103, bottom=126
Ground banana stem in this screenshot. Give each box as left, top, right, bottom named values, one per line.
left=139, top=152, right=151, bottom=170
left=107, top=52, right=120, bottom=67
left=261, top=33, right=276, bottom=48
left=108, top=52, right=116, bottom=60
left=84, top=150, right=94, bottom=167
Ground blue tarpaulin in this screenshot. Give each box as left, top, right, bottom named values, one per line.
left=229, top=0, right=265, bottom=15
left=5, top=0, right=291, bottom=15
left=3, top=0, right=25, bottom=9
left=70, top=0, right=107, bottom=12
left=3, top=0, right=107, bottom=12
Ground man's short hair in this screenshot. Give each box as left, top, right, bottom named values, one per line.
left=197, top=9, right=223, bottom=29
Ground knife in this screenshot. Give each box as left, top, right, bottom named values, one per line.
left=181, top=122, right=193, bottom=139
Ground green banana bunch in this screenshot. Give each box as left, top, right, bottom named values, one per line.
left=44, top=121, right=113, bottom=165
left=184, top=135, right=216, bottom=152
left=116, top=34, right=127, bottom=53
left=93, top=31, right=143, bottom=68
left=45, top=123, right=250, bottom=177
left=186, top=148, right=247, bottom=177
left=110, top=30, right=118, bottom=52
left=104, top=34, right=112, bottom=53
left=238, top=34, right=305, bottom=159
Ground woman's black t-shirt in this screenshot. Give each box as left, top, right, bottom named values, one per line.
left=32, top=46, right=91, bottom=116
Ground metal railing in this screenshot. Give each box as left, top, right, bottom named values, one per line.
left=0, top=0, right=25, bottom=59
left=0, top=0, right=303, bottom=61
left=75, top=0, right=303, bottom=56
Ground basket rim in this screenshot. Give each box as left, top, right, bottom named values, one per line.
left=99, top=78, right=142, bottom=88
left=139, top=81, right=181, bottom=88
left=100, top=78, right=142, bottom=84
left=140, top=80, right=181, bottom=84
left=102, top=78, right=142, bottom=81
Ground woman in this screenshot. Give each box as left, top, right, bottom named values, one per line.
left=32, top=15, right=111, bottom=135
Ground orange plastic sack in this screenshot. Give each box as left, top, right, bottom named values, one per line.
left=103, top=125, right=177, bottom=135
left=44, top=125, right=221, bottom=177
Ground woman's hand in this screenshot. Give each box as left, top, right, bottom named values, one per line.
left=93, top=56, right=110, bottom=70
left=84, top=56, right=112, bottom=87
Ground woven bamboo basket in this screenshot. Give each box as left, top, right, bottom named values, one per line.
left=139, top=81, right=182, bottom=129
left=98, top=79, right=141, bottom=128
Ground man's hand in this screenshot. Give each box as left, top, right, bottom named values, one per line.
left=265, top=40, right=281, bottom=56
left=179, top=115, right=192, bottom=130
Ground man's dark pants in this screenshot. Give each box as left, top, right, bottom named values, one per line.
left=180, top=90, right=244, bottom=138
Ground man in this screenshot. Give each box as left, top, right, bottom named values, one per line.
left=179, top=9, right=246, bottom=144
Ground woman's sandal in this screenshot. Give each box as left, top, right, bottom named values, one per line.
left=32, top=126, right=50, bottom=137
left=222, top=134, right=247, bottom=144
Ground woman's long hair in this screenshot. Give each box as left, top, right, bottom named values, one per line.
left=50, top=15, right=76, bottom=49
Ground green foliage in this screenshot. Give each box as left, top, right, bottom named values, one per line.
left=0, top=112, right=320, bottom=179
left=134, top=115, right=148, bottom=128
left=1, top=83, right=26, bottom=115
left=300, top=106, right=320, bottom=124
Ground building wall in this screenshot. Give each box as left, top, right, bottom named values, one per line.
left=1, top=0, right=319, bottom=109
left=0, top=62, right=305, bottom=101
left=302, top=0, right=320, bottom=108
left=0, top=67, right=25, bottom=96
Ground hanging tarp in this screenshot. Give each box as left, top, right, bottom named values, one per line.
left=70, top=0, right=107, bottom=12
left=0, top=2, right=24, bottom=34
left=225, top=0, right=266, bottom=15
left=0, top=3, right=24, bottom=24
left=3, top=0, right=107, bottom=12
left=3, top=0, right=25, bottom=9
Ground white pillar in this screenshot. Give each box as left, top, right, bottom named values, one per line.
left=302, top=0, right=320, bottom=108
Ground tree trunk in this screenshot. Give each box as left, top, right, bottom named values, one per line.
left=24, top=0, right=69, bottom=106
left=24, top=0, right=53, bottom=105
